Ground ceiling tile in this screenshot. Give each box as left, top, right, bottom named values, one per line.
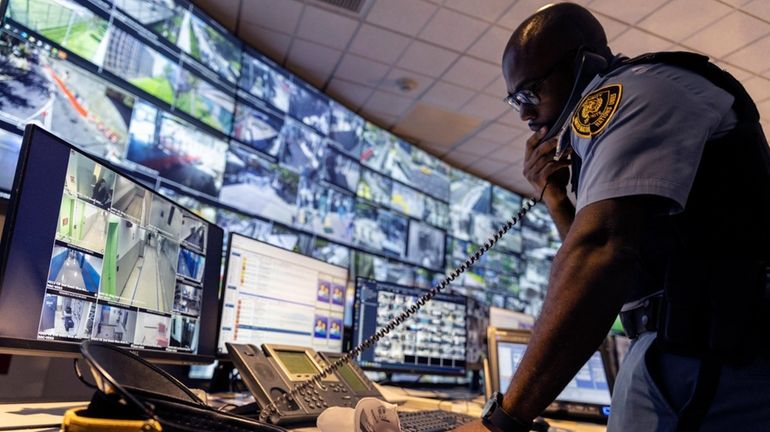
left=238, top=25, right=292, bottom=63
left=394, top=103, right=484, bottom=147
left=466, top=157, right=510, bottom=178
left=637, top=0, right=732, bottom=42
left=240, top=0, right=303, bottom=34
left=443, top=0, right=512, bottom=22
left=442, top=149, right=481, bottom=169
left=461, top=93, right=509, bottom=120
left=364, top=110, right=400, bottom=129
left=683, top=11, right=770, bottom=58
left=724, top=35, right=770, bottom=75
left=421, top=81, right=476, bottom=111
left=286, top=39, right=342, bottom=88
left=742, top=76, right=770, bottom=102
left=295, top=5, right=358, bottom=50
left=397, top=41, right=459, bottom=77
left=497, top=109, right=528, bottom=129
left=442, top=56, right=500, bottom=91
left=719, top=0, right=752, bottom=6
left=455, top=136, right=504, bottom=157
left=484, top=75, right=506, bottom=97
left=593, top=13, right=629, bottom=42
left=476, top=122, right=527, bottom=144
left=363, top=91, right=415, bottom=117
left=758, top=99, right=770, bottom=120
left=348, top=24, right=411, bottom=64
left=380, top=68, right=435, bottom=97
left=420, top=141, right=452, bottom=157
left=365, top=0, right=437, bottom=37
left=334, top=54, right=390, bottom=87
left=467, top=26, right=510, bottom=64
left=418, top=8, right=489, bottom=52
left=487, top=142, right=525, bottom=163
left=192, top=0, right=239, bottom=32
left=611, top=28, right=674, bottom=56
left=715, top=62, right=754, bottom=81
left=744, top=0, right=770, bottom=22
left=588, top=0, right=668, bottom=24
left=497, top=0, right=591, bottom=30
left=326, top=78, right=374, bottom=110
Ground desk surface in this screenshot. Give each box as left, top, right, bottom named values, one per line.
left=0, top=388, right=606, bottom=432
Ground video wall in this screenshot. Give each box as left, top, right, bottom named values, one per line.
left=0, top=0, right=560, bottom=317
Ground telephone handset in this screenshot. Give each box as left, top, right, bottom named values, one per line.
left=547, top=48, right=609, bottom=160
left=227, top=343, right=382, bottom=425
left=235, top=51, right=611, bottom=427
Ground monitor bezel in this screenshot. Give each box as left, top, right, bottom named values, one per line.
left=216, top=231, right=351, bottom=358
left=0, top=124, right=221, bottom=365
left=351, top=276, right=469, bottom=376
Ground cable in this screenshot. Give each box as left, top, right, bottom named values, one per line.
left=258, top=190, right=544, bottom=423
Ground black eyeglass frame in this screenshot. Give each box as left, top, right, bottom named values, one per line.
left=503, top=48, right=580, bottom=111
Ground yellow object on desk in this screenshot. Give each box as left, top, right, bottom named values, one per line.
left=61, top=407, right=162, bottom=432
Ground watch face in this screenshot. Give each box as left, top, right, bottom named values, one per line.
left=481, top=394, right=497, bottom=418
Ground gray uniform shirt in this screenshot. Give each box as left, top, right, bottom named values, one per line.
left=571, top=59, right=737, bottom=213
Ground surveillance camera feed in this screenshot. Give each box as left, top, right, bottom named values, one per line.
left=354, top=252, right=415, bottom=287
left=406, top=221, right=445, bottom=271
left=296, top=178, right=355, bottom=244
left=354, top=278, right=466, bottom=375
left=353, top=202, right=407, bottom=259
left=320, top=146, right=360, bottom=193
left=239, top=49, right=292, bottom=113
left=328, top=100, right=363, bottom=157
left=40, top=149, right=207, bottom=354
left=386, top=142, right=450, bottom=203
left=232, top=98, right=285, bottom=157
left=357, top=168, right=392, bottom=207
left=289, top=80, right=330, bottom=135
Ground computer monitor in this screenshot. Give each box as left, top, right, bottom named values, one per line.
left=0, top=125, right=224, bottom=363
left=488, top=307, right=535, bottom=330
left=352, top=277, right=467, bottom=375
left=485, top=327, right=613, bottom=422
left=217, top=233, right=349, bottom=354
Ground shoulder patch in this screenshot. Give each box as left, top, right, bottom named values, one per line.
left=571, top=84, right=623, bottom=138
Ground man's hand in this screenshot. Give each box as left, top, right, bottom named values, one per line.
left=522, top=127, right=570, bottom=198
left=451, top=420, right=490, bottom=431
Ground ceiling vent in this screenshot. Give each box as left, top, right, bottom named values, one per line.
left=314, top=0, right=367, bottom=13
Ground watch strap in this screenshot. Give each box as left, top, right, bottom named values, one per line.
left=483, top=403, right=533, bottom=432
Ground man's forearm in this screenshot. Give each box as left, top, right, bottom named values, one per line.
left=542, top=188, right=575, bottom=240
left=500, top=213, right=640, bottom=421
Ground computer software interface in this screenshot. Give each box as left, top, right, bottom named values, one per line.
left=38, top=150, right=208, bottom=354
left=498, top=342, right=611, bottom=406
left=218, top=233, right=349, bottom=353
left=354, top=278, right=467, bottom=374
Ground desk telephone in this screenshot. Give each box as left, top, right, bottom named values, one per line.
left=225, top=49, right=609, bottom=426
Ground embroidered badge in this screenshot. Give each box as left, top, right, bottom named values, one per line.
left=571, top=84, right=623, bottom=138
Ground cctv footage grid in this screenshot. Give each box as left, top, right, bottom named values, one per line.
left=355, top=279, right=467, bottom=374
left=37, top=149, right=208, bottom=353
left=217, top=234, right=348, bottom=354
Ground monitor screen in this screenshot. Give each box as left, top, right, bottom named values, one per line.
left=489, top=307, right=535, bottom=330
left=0, top=125, right=223, bottom=363
left=217, top=233, right=349, bottom=354
left=353, top=278, right=467, bottom=375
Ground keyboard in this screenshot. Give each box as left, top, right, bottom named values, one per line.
left=398, top=410, right=477, bottom=432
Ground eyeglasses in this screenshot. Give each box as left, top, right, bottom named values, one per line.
left=503, top=50, right=576, bottom=112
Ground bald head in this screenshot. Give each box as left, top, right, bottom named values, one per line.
left=503, top=3, right=610, bottom=81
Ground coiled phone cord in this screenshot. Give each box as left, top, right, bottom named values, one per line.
left=259, top=190, right=545, bottom=423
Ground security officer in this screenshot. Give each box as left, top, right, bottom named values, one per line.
left=454, top=3, right=770, bottom=432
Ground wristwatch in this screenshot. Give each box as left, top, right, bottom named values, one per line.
left=481, top=392, right=532, bottom=432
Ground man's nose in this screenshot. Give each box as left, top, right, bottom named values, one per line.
left=519, top=104, right=537, bottom=122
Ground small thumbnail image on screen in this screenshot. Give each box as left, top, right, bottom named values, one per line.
left=320, top=146, right=360, bottom=193
left=331, top=282, right=346, bottom=307
left=328, top=100, right=363, bottom=157
left=239, top=51, right=292, bottom=113
left=450, top=169, right=492, bottom=214
left=317, top=279, right=331, bottom=303
left=99, top=217, right=178, bottom=314
left=314, top=315, right=328, bottom=339
left=220, top=144, right=299, bottom=227
left=353, top=203, right=407, bottom=259
left=159, top=187, right=217, bottom=223
left=233, top=100, right=285, bottom=157
left=47, top=244, right=103, bottom=294
left=65, top=151, right=117, bottom=209
left=108, top=0, right=175, bottom=27
left=91, top=303, right=137, bottom=344
left=56, top=193, right=109, bottom=255
left=133, top=311, right=171, bottom=348
left=354, top=252, right=415, bottom=287
left=148, top=195, right=183, bottom=239
left=357, top=169, right=392, bottom=207
left=296, top=180, right=355, bottom=244
left=177, top=247, right=205, bottom=283
left=0, top=128, right=21, bottom=192
left=170, top=315, right=199, bottom=351
left=38, top=293, right=96, bottom=339
left=329, top=317, right=343, bottom=341
left=173, top=68, right=234, bottom=133
left=277, top=118, right=324, bottom=174
left=110, top=175, right=151, bottom=225
left=288, top=82, right=330, bottom=135
left=180, top=212, right=207, bottom=253
left=6, top=0, right=110, bottom=66
left=311, top=238, right=350, bottom=268
left=172, top=282, right=202, bottom=316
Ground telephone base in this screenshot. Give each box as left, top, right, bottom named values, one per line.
left=228, top=402, right=261, bottom=417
